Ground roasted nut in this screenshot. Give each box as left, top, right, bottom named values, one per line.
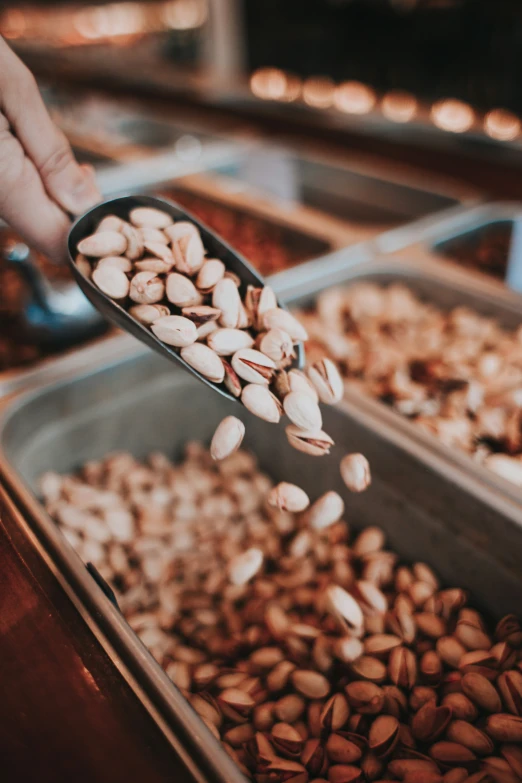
left=308, top=492, right=345, bottom=531
left=339, top=454, right=371, bottom=493
left=268, top=483, right=310, bottom=513
left=129, top=271, right=165, bottom=305
left=232, top=349, right=276, bottom=385
left=228, top=548, right=263, bottom=586
left=210, top=417, right=245, bottom=461
left=129, top=207, right=173, bottom=229
left=285, top=425, right=334, bottom=456
left=207, top=328, right=254, bottom=356
left=308, top=358, right=344, bottom=405
left=180, top=343, right=225, bottom=383
left=92, top=266, right=130, bottom=299
left=78, top=231, right=127, bottom=257
left=241, top=385, right=283, bottom=423
left=284, top=391, right=323, bottom=431
left=151, top=315, right=197, bottom=347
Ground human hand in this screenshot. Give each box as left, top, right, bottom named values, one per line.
left=0, top=37, right=101, bottom=263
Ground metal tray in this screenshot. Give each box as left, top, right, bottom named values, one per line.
left=375, top=202, right=522, bottom=292
left=284, top=257, right=522, bottom=514
left=1, top=348, right=522, bottom=782
left=210, top=146, right=477, bottom=237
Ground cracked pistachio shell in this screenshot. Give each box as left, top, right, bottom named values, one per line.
left=173, top=232, right=205, bottom=275
left=129, top=271, right=165, bottom=304
left=285, top=425, right=334, bottom=456
left=210, top=416, right=246, bottom=461
left=129, top=303, right=170, bottom=325
left=308, top=357, right=344, bottom=405
left=232, top=348, right=276, bottom=385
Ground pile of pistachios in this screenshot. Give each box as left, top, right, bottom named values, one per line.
left=76, top=206, right=343, bottom=457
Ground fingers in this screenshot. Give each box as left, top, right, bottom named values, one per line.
left=0, top=119, right=71, bottom=263
left=0, top=37, right=101, bottom=216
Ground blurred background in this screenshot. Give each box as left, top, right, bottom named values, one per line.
left=3, top=0, right=522, bottom=374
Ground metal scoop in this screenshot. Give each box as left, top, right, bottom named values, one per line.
left=67, top=194, right=304, bottom=401
left=5, top=242, right=107, bottom=350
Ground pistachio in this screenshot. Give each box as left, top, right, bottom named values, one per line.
left=208, top=328, right=255, bottom=356
left=411, top=701, right=452, bottom=742
left=320, top=694, right=350, bottom=732
left=77, top=231, right=127, bottom=258
left=196, top=259, right=226, bottom=294
left=352, top=527, right=385, bottom=557
left=461, top=672, right=502, bottom=714
left=327, top=765, right=363, bottom=783
left=96, top=255, right=133, bottom=273
left=501, top=744, right=522, bottom=779
left=455, top=616, right=492, bottom=651
left=389, top=646, right=417, bottom=689
left=301, top=737, right=326, bottom=775
left=275, top=694, right=306, bottom=723
left=410, top=685, right=437, bottom=712
left=459, top=650, right=498, bottom=679
left=485, top=714, right=522, bottom=742
left=496, top=615, right=522, bottom=648
left=437, top=636, right=466, bottom=669
left=350, top=656, right=387, bottom=684
left=339, top=454, right=371, bottom=493
left=263, top=308, right=309, bottom=342
left=142, top=240, right=173, bottom=263
left=173, top=232, right=205, bottom=276
left=232, top=349, right=276, bottom=385
left=326, top=734, right=362, bottom=764
left=246, top=285, right=278, bottom=331
left=284, top=391, right=323, bottom=431
left=164, top=221, right=199, bottom=243
left=258, top=329, right=295, bottom=365
left=138, top=227, right=169, bottom=244
left=429, top=741, right=477, bottom=768
left=151, top=315, right=197, bottom=347
left=497, top=670, right=522, bottom=716
left=241, top=385, right=283, bottom=423
left=135, top=257, right=172, bottom=274
left=308, top=358, right=344, bottom=405
left=197, top=320, right=219, bottom=341
left=213, top=278, right=242, bottom=329
left=96, top=214, right=124, bottom=233
left=228, top=548, right=263, bottom=586
left=92, top=266, right=130, bottom=299
left=121, top=222, right=144, bottom=261
left=363, top=634, right=402, bottom=658
left=271, top=722, right=304, bottom=757
left=217, top=687, right=255, bottom=721
left=421, top=650, right=443, bottom=685
left=129, top=271, right=165, bottom=304
left=210, top=417, right=246, bottom=462
left=292, top=670, right=330, bottom=699
left=166, top=273, right=202, bottom=308
left=75, top=254, right=91, bottom=278
left=442, top=693, right=478, bottom=722
left=345, top=681, right=384, bottom=714
left=308, top=492, right=344, bottom=531
left=268, top=483, right=310, bottom=513
left=129, top=207, right=173, bottom=229
left=333, top=636, right=364, bottom=664
left=446, top=720, right=494, bottom=756
left=285, top=425, right=334, bottom=456
left=181, top=306, right=221, bottom=327
left=368, top=714, right=399, bottom=758
left=288, top=369, right=320, bottom=402
left=266, top=661, right=296, bottom=692
left=223, top=723, right=254, bottom=747
left=222, top=359, right=242, bottom=398
left=180, top=343, right=225, bottom=383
